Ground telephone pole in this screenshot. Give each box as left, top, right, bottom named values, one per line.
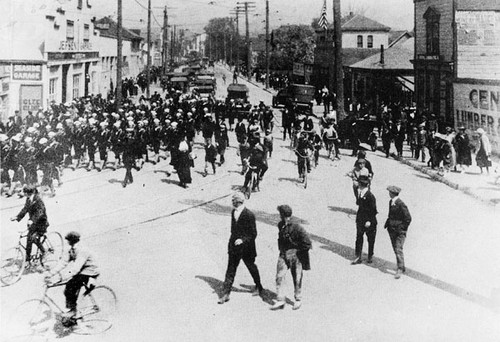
left=333, top=0, right=344, bottom=119
left=163, top=6, right=168, bottom=72
left=116, top=0, right=123, bottom=108
left=229, top=8, right=243, bottom=72
left=265, top=0, right=270, bottom=89
left=237, top=2, right=255, bottom=80
left=146, top=0, right=151, bottom=99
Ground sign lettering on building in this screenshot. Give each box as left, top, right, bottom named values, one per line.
left=293, top=62, right=305, bottom=76
left=12, top=64, right=42, bottom=81
left=454, top=83, right=500, bottom=153
left=20, top=85, right=43, bottom=116
left=48, top=51, right=99, bottom=61
left=59, top=40, right=93, bottom=51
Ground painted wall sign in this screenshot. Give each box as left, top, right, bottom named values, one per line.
left=48, top=51, right=99, bottom=61
left=12, top=64, right=42, bottom=81
left=19, top=85, right=43, bottom=116
left=454, top=83, right=500, bottom=153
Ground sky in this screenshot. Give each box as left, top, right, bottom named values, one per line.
left=91, top=0, right=414, bottom=35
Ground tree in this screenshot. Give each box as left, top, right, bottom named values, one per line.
left=204, top=17, right=236, bottom=61
left=255, top=24, right=315, bottom=71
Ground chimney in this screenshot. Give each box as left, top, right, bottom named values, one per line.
left=380, top=45, right=385, bottom=64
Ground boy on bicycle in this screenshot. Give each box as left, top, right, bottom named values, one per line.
left=10, top=186, right=49, bottom=267
left=295, top=131, right=313, bottom=179
left=45, top=231, right=99, bottom=320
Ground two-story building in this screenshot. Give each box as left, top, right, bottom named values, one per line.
left=413, top=0, right=455, bottom=125
left=0, top=0, right=100, bottom=121
left=94, top=17, right=144, bottom=97
left=453, top=0, right=500, bottom=154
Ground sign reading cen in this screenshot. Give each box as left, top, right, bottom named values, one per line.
left=454, top=82, right=500, bottom=153
left=12, top=64, right=42, bottom=81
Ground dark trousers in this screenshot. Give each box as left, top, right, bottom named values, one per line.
left=388, top=229, right=406, bottom=271
left=26, top=230, right=45, bottom=262
left=355, top=223, right=376, bottom=257
left=223, top=252, right=262, bottom=295
left=64, top=274, right=91, bottom=312
left=283, top=126, right=292, bottom=140
left=123, top=165, right=134, bottom=184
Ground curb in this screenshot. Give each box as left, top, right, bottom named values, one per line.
left=218, top=65, right=276, bottom=95
left=389, top=152, right=498, bottom=207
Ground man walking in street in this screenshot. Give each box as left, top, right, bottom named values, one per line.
left=218, top=192, right=264, bottom=304
left=270, top=205, right=312, bottom=311
left=351, top=175, right=377, bottom=265
left=384, top=186, right=412, bottom=279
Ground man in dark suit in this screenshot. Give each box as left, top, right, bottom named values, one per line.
left=351, top=175, right=377, bottom=265
left=218, top=192, right=264, bottom=304
left=270, top=205, right=312, bottom=311
left=384, top=186, right=412, bottom=279
left=11, top=186, right=49, bottom=265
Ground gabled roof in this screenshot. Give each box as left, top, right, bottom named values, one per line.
left=349, top=38, right=414, bottom=72
left=95, top=17, right=142, bottom=41
left=342, top=14, right=391, bottom=32
left=456, top=0, right=500, bottom=10
left=389, top=30, right=413, bottom=48
left=341, top=48, right=380, bottom=67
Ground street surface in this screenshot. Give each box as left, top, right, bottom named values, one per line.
left=1, top=65, right=500, bottom=342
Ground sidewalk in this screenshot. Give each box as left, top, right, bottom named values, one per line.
left=215, top=64, right=277, bottom=95
left=389, top=145, right=500, bottom=207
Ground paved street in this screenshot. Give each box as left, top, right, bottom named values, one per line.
left=2, top=67, right=500, bottom=342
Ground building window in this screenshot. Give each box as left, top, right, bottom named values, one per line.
left=78, top=0, right=83, bottom=9
left=83, top=24, right=90, bottom=41
left=424, top=7, right=440, bottom=55
left=66, top=20, right=74, bottom=41
left=73, top=74, right=81, bottom=99
left=367, top=35, right=373, bottom=48
left=49, top=78, right=57, bottom=103
left=357, top=35, right=363, bottom=48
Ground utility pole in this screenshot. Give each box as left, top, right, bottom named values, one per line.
left=146, top=0, right=151, bottom=99
left=237, top=2, right=255, bottom=80
left=223, top=30, right=227, bottom=64
left=170, top=29, right=174, bottom=64
left=333, top=0, right=344, bottom=119
left=265, top=0, right=269, bottom=89
left=163, top=6, right=168, bottom=72
left=116, top=0, right=123, bottom=108
left=229, top=9, right=242, bottom=72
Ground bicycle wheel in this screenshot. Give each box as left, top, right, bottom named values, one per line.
left=1, top=247, right=26, bottom=286
left=75, top=286, right=118, bottom=335
left=9, top=299, right=53, bottom=339
left=40, top=232, right=64, bottom=271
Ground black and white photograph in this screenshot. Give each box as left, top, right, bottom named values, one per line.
left=1, top=0, right=500, bottom=341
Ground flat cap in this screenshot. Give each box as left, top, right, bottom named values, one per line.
left=387, top=185, right=401, bottom=194
left=277, top=204, right=293, bottom=218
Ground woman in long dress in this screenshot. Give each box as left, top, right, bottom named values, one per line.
left=475, top=128, right=492, bottom=174
left=453, top=126, right=472, bottom=172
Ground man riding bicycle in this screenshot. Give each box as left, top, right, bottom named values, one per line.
left=10, top=186, right=49, bottom=267
left=45, top=231, right=100, bottom=323
left=295, top=131, right=313, bottom=179
left=243, top=143, right=268, bottom=190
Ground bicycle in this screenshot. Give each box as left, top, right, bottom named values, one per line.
left=9, top=281, right=117, bottom=340
left=0, top=229, right=64, bottom=286
left=294, top=149, right=312, bottom=189
left=243, top=161, right=260, bottom=199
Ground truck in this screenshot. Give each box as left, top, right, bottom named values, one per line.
left=272, top=84, right=315, bottom=114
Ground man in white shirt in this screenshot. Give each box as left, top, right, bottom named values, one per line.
left=45, top=231, right=100, bottom=317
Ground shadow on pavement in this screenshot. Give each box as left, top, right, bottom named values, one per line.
left=309, top=233, right=498, bottom=311
left=327, top=206, right=357, bottom=216
left=180, top=199, right=309, bottom=227
left=195, top=275, right=257, bottom=297
left=107, top=178, right=123, bottom=185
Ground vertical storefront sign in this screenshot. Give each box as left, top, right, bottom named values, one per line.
left=20, top=85, right=43, bottom=117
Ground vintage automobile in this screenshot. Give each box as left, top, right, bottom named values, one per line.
left=272, top=84, right=315, bottom=114
left=338, top=115, right=380, bottom=150
left=226, top=83, right=249, bottom=103
left=170, top=76, right=190, bottom=92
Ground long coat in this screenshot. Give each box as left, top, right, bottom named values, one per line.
left=356, top=190, right=378, bottom=228
left=16, top=194, right=49, bottom=233
left=228, top=207, right=257, bottom=258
